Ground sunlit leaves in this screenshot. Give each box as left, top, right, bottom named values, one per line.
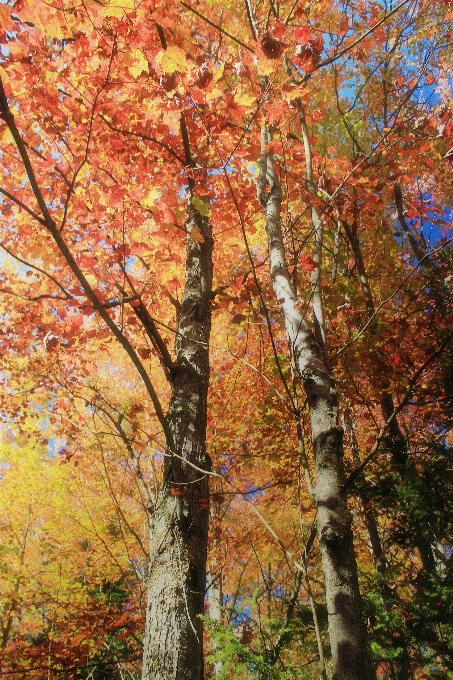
left=156, top=46, right=189, bottom=75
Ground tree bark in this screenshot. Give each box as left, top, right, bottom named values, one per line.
left=258, top=126, right=372, bottom=680
left=141, top=204, right=213, bottom=680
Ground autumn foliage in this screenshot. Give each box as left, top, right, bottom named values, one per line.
left=0, top=0, right=453, bottom=678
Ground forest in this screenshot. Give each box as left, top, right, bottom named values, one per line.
left=0, top=0, right=452, bottom=678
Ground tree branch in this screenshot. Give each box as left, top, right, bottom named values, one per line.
left=0, top=241, right=71, bottom=298
left=0, top=78, right=173, bottom=447
left=99, top=114, right=186, bottom=166
left=180, top=1, right=254, bottom=52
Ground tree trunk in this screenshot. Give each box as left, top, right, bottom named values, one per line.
left=258, top=127, right=372, bottom=680
left=141, top=204, right=213, bottom=680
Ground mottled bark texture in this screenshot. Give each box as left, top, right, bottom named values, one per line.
left=141, top=206, right=213, bottom=680
left=258, top=127, right=372, bottom=680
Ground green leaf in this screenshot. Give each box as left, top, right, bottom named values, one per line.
left=191, top=195, right=211, bottom=217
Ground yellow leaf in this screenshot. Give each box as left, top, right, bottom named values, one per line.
left=0, top=66, right=9, bottom=83
left=141, top=187, right=161, bottom=209
left=128, top=49, right=149, bottom=78
left=104, top=0, right=135, bottom=17
left=285, top=86, right=308, bottom=102
left=205, top=88, right=224, bottom=102
left=13, top=2, right=70, bottom=38
left=156, top=46, right=188, bottom=75
left=85, top=274, right=97, bottom=288
left=0, top=125, right=13, bottom=145
left=213, top=63, right=224, bottom=82
left=234, top=92, right=256, bottom=108
left=189, top=226, right=205, bottom=243
left=191, top=196, right=211, bottom=217
left=45, top=16, right=66, bottom=39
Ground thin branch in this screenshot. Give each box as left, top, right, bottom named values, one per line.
left=315, top=0, right=412, bottom=71
left=333, top=240, right=453, bottom=359
left=0, top=241, right=71, bottom=297
left=0, top=186, right=47, bottom=226
left=96, top=407, right=155, bottom=515
left=0, top=289, right=68, bottom=302
left=394, top=181, right=431, bottom=264
left=99, top=114, right=186, bottom=166
left=180, top=1, right=254, bottom=52
left=115, top=274, right=175, bottom=381
left=60, top=42, right=117, bottom=233
left=244, top=0, right=258, bottom=40
left=0, top=78, right=172, bottom=447
left=347, top=329, right=453, bottom=485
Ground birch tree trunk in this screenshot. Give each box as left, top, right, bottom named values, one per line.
left=141, top=203, right=213, bottom=680
left=258, top=126, right=372, bottom=680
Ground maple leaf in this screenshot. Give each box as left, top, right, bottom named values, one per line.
left=273, top=20, right=286, bottom=40
left=128, top=49, right=149, bottom=78
left=300, top=254, right=318, bottom=272
left=189, top=226, right=205, bottom=243
left=103, top=0, right=135, bottom=18
left=294, top=27, right=311, bottom=45
left=234, top=92, right=256, bottom=108
left=191, top=195, right=211, bottom=217
left=0, top=6, right=16, bottom=34
left=157, top=46, right=189, bottom=75
left=141, top=187, right=161, bottom=208
left=195, top=63, right=213, bottom=89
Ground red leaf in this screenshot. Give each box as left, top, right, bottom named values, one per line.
left=273, top=20, right=286, bottom=39
left=294, top=27, right=311, bottom=45
left=70, top=313, right=84, bottom=329
left=195, top=62, right=213, bottom=88
left=339, top=16, right=349, bottom=34
left=300, top=254, right=317, bottom=272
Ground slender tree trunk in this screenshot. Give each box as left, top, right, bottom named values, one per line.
left=258, top=126, right=372, bottom=680
left=141, top=203, right=213, bottom=680
left=208, top=498, right=224, bottom=678
left=298, top=101, right=326, bottom=347
left=209, top=569, right=223, bottom=679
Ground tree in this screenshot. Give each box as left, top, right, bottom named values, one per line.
left=0, top=0, right=452, bottom=679
left=0, top=426, right=145, bottom=678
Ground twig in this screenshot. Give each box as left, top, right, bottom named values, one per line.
left=181, top=1, right=254, bottom=52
